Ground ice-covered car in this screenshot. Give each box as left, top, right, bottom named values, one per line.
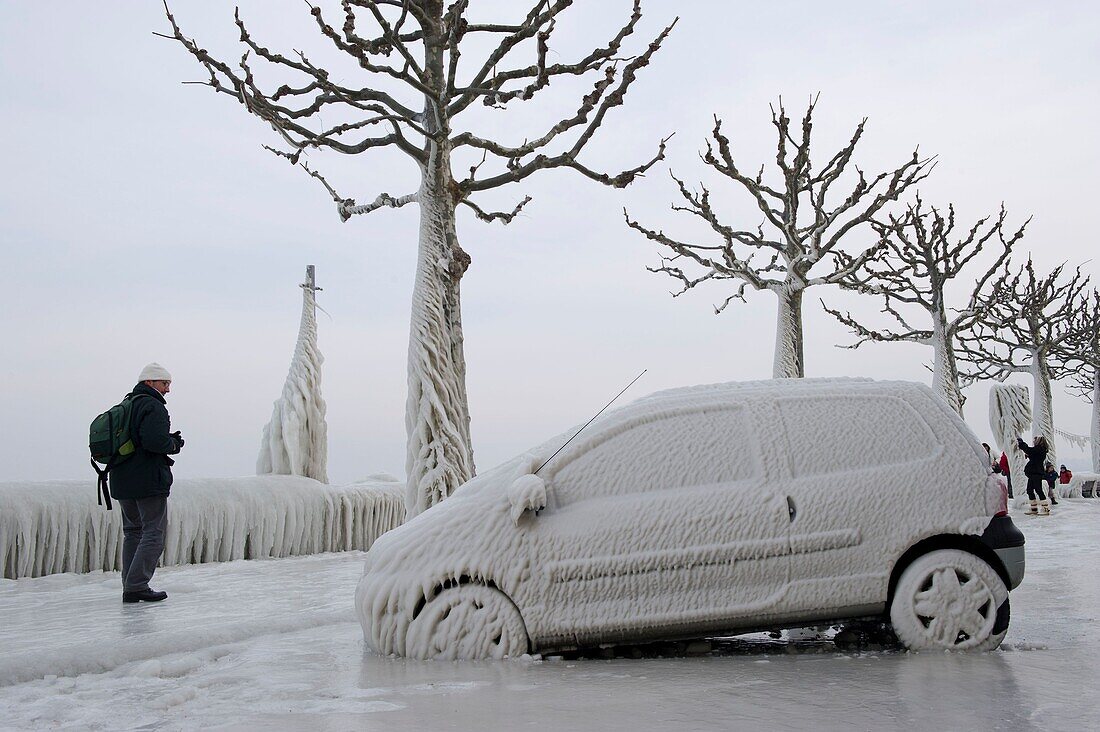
left=356, top=378, right=1024, bottom=659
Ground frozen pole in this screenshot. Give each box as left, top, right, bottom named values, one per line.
left=257, top=265, right=330, bottom=483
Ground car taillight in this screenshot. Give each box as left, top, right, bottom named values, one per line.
left=985, top=474, right=1009, bottom=515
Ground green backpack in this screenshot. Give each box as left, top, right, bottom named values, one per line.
left=89, top=394, right=150, bottom=510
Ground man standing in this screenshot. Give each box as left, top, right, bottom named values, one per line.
left=109, top=363, right=183, bottom=603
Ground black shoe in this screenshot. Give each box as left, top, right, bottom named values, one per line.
left=123, top=589, right=168, bottom=603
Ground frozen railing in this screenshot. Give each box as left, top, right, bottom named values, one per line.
left=0, top=475, right=405, bottom=579
left=1058, top=471, right=1100, bottom=499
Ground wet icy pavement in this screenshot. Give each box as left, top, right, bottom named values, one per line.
left=3, top=502, right=1100, bottom=731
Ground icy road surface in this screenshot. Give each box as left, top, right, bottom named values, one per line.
left=2, top=502, right=1100, bottom=731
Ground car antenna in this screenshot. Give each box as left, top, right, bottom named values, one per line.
left=534, top=369, right=647, bottom=475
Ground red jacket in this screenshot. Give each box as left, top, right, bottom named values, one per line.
left=1060, top=469, right=1073, bottom=484
left=999, top=453, right=1010, bottom=476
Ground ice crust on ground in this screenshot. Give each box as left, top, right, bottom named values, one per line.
left=357, top=378, right=995, bottom=659
left=0, top=551, right=367, bottom=688
left=257, top=270, right=328, bottom=482
left=0, top=476, right=403, bottom=579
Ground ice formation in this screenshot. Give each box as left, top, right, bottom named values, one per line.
left=0, top=476, right=403, bottom=579
left=402, top=156, right=476, bottom=520
left=357, top=378, right=1007, bottom=659
left=988, top=383, right=1031, bottom=506
left=257, top=265, right=329, bottom=483
left=1028, top=354, right=1058, bottom=469
left=1087, top=372, right=1100, bottom=472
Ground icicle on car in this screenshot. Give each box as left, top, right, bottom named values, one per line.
left=356, top=378, right=1024, bottom=658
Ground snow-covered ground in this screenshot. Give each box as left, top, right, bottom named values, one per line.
left=3, top=502, right=1100, bottom=731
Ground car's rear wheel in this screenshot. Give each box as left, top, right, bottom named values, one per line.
left=405, top=584, right=529, bottom=660
left=890, top=549, right=1009, bottom=652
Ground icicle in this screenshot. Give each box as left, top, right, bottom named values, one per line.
left=257, top=265, right=329, bottom=483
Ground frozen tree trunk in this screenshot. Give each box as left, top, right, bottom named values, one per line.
left=1029, top=352, right=1057, bottom=467
left=989, top=383, right=1030, bottom=505
left=404, top=144, right=475, bottom=516
left=930, top=313, right=964, bottom=415
left=257, top=266, right=329, bottom=483
left=773, top=288, right=805, bottom=379
left=1092, top=373, right=1100, bottom=472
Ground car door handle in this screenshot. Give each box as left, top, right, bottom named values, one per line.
left=786, top=496, right=797, bottom=522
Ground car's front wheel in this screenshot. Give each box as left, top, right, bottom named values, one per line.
left=405, top=584, right=529, bottom=660
left=889, top=549, right=1009, bottom=652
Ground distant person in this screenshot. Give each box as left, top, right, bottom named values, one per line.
left=1016, top=435, right=1049, bottom=516
left=999, top=451, right=1014, bottom=498
left=109, top=363, right=184, bottom=603
left=1044, top=461, right=1059, bottom=506
left=1060, top=465, right=1073, bottom=484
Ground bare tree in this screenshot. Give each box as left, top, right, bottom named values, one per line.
left=161, top=1, right=675, bottom=517
left=625, top=98, right=933, bottom=378
left=958, top=259, right=1089, bottom=465
left=822, top=197, right=1026, bottom=414
left=1066, top=289, right=1100, bottom=471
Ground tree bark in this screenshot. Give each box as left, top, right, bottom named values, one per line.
left=773, top=287, right=805, bottom=379
left=404, top=139, right=476, bottom=516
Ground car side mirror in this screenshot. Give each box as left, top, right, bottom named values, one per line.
left=508, top=474, right=547, bottom=525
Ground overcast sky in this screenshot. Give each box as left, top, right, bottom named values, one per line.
left=1, top=1, right=1097, bottom=484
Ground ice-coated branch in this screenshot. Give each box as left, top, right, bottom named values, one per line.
left=820, top=299, right=931, bottom=349
left=627, top=97, right=930, bottom=378
left=447, top=0, right=652, bottom=115
left=959, top=259, right=1089, bottom=382
left=459, top=14, right=676, bottom=195
left=1065, top=289, right=1100, bottom=470
left=460, top=195, right=533, bottom=224
left=299, top=160, right=416, bottom=221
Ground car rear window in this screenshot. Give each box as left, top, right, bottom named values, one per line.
left=776, top=395, right=939, bottom=478
left=552, top=406, right=761, bottom=503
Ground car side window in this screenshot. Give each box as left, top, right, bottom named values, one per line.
left=777, top=395, right=938, bottom=478
left=550, top=406, right=760, bottom=505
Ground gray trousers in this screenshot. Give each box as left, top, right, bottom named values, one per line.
left=119, top=496, right=168, bottom=592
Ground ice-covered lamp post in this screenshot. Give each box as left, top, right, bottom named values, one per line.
left=257, top=265, right=329, bottom=483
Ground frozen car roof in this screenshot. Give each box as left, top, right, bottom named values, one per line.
left=529, top=377, right=953, bottom=472
left=634, top=376, right=877, bottom=406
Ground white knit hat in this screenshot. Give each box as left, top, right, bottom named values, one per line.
left=138, top=362, right=173, bottom=382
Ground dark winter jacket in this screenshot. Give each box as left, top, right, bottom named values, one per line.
left=1044, top=469, right=1058, bottom=489
left=1016, top=438, right=1048, bottom=478
left=108, top=383, right=182, bottom=500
